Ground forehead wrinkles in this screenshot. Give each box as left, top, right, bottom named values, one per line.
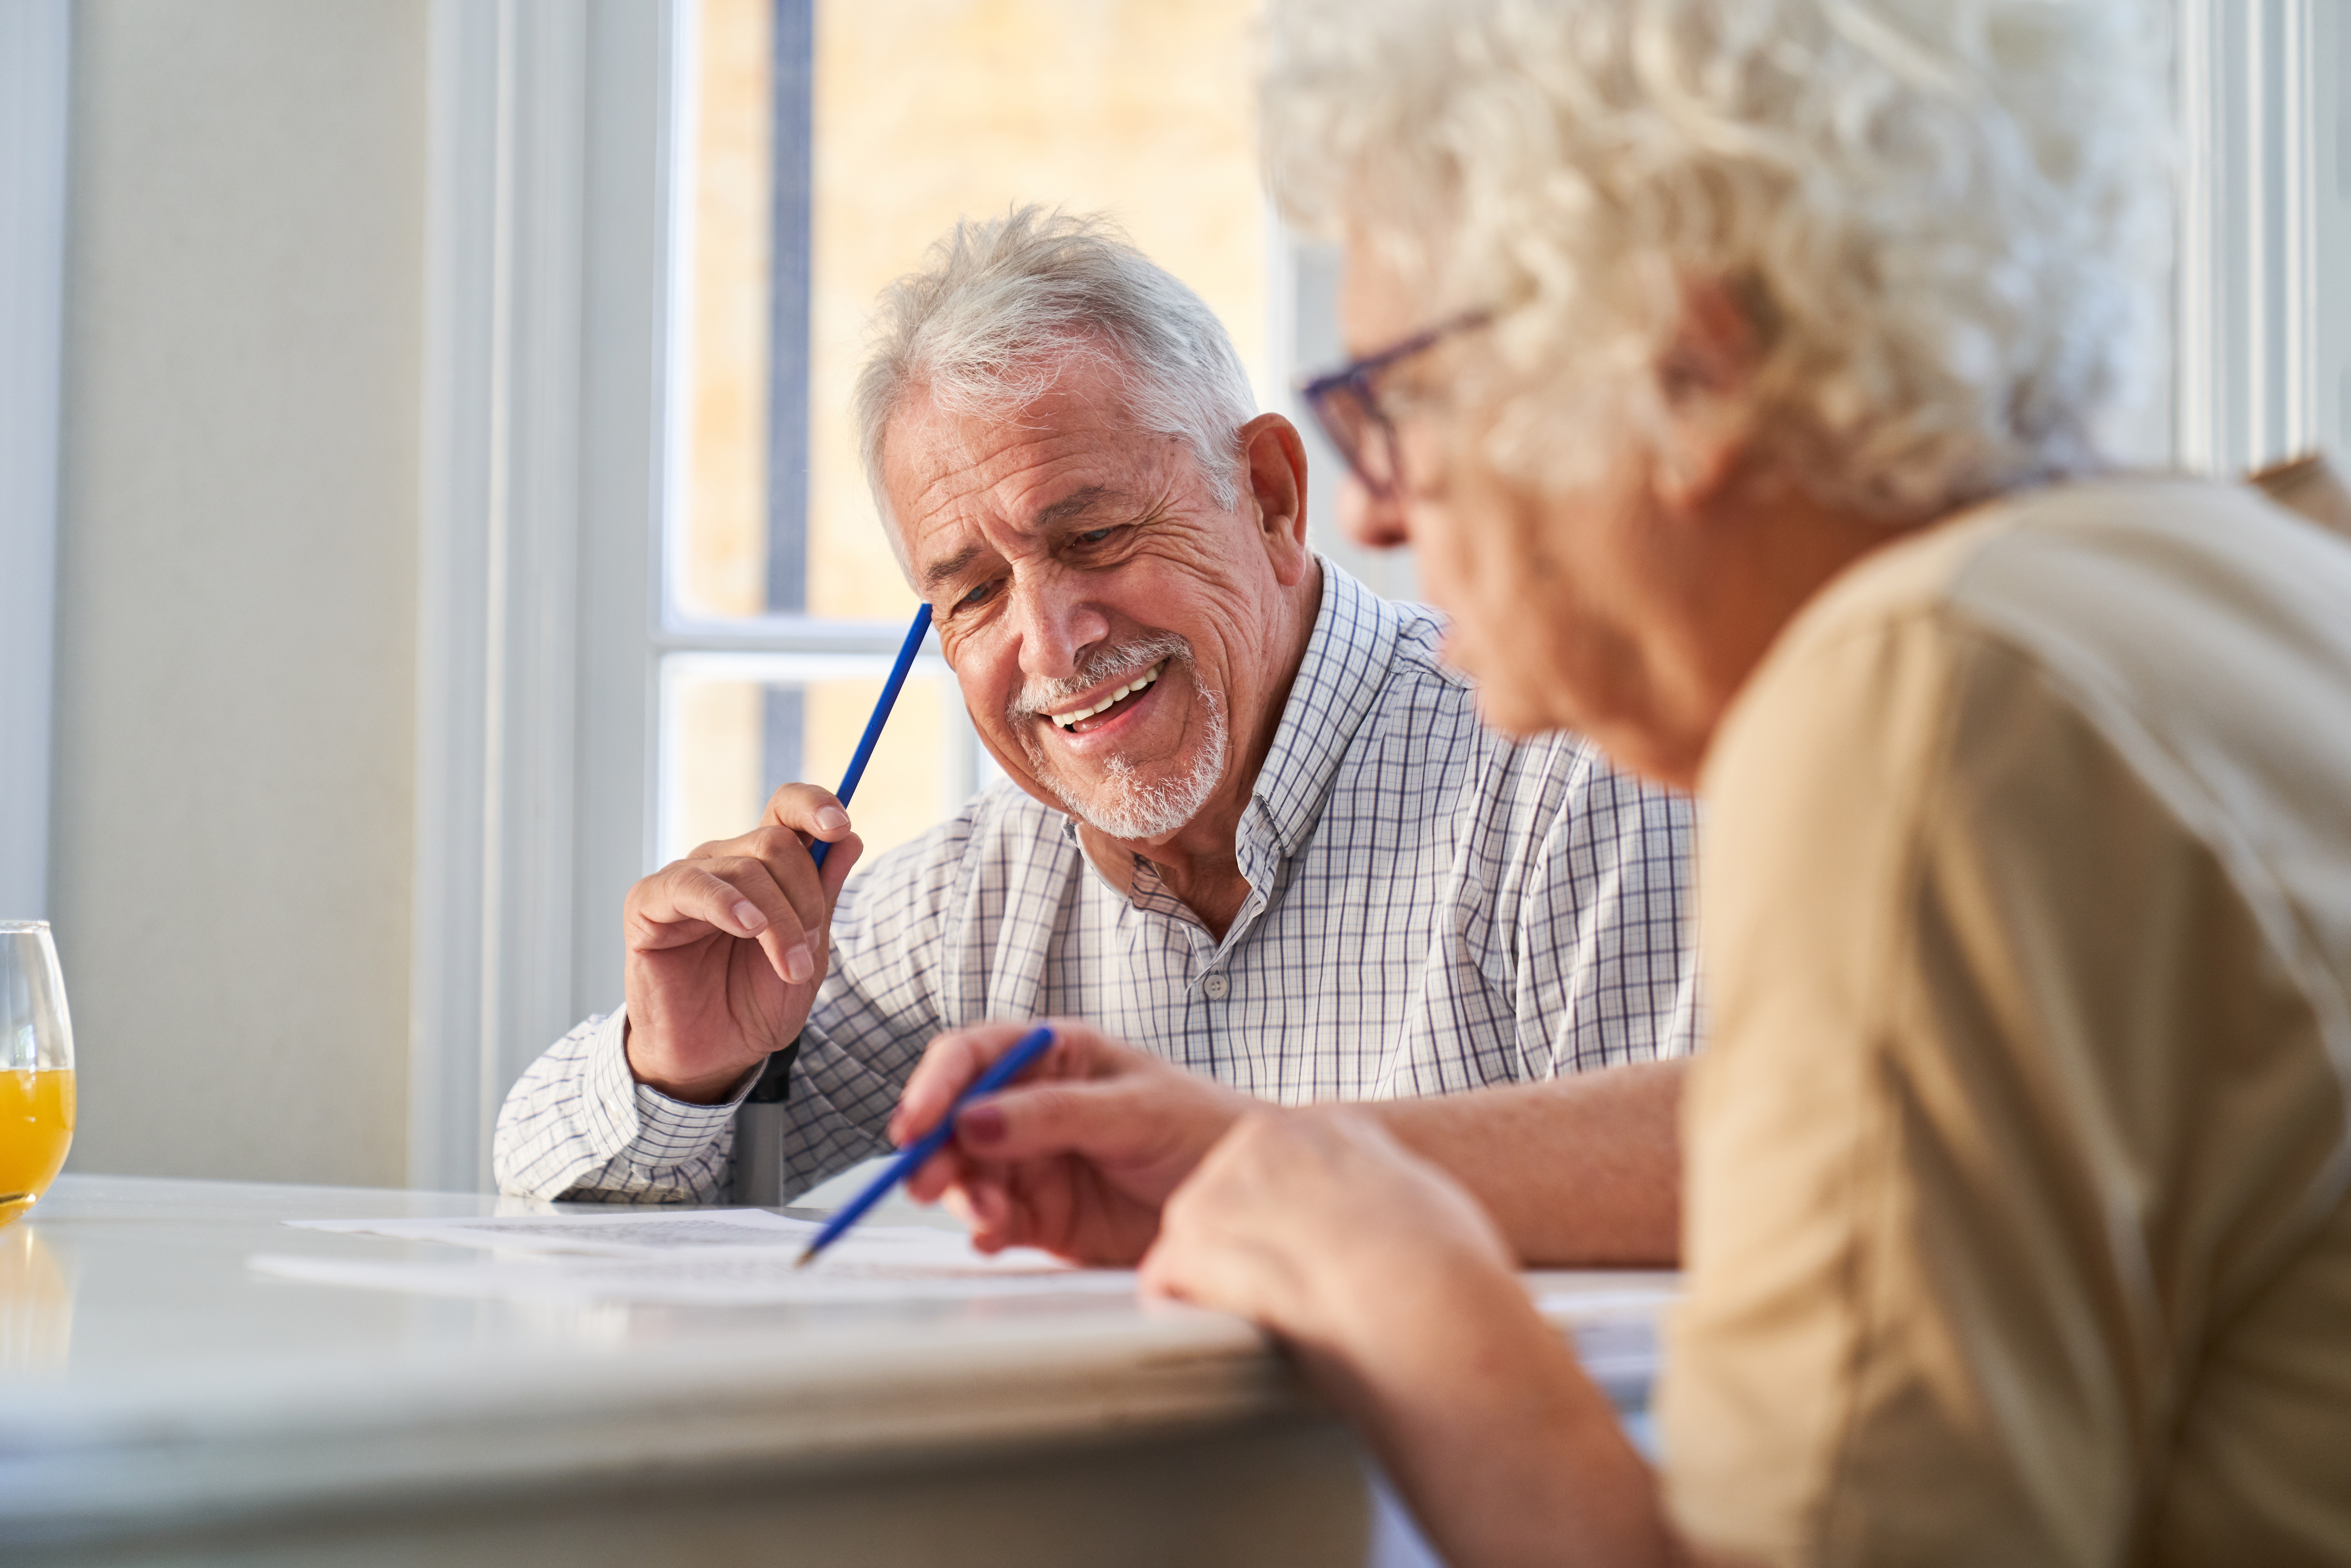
left=906, top=418, right=1099, bottom=535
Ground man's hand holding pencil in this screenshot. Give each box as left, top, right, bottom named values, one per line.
left=617, top=782, right=867, bottom=1105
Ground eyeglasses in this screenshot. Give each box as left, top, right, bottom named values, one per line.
left=1298, top=310, right=1490, bottom=501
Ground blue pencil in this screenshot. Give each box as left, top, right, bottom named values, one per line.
left=795, top=1023, right=1058, bottom=1267
left=809, top=601, right=933, bottom=871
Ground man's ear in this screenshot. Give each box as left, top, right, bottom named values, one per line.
left=1652, top=278, right=1761, bottom=512
left=1237, top=412, right=1314, bottom=586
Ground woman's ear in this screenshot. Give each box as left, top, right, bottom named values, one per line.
left=1652, top=278, right=1761, bottom=512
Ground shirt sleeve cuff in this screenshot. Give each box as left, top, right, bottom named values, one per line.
left=603, top=1019, right=765, bottom=1151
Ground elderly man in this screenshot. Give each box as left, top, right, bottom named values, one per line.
left=494, top=209, right=1695, bottom=1251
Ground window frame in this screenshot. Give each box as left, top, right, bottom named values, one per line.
left=2174, top=0, right=2351, bottom=474
left=652, top=0, right=976, bottom=869
left=410, top=0, right=673, bottom=1192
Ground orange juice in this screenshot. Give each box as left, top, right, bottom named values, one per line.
left=0, top=1070, right=74, bottom=1226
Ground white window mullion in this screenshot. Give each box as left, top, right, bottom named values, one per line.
left=569, top=0, right=675, bottom=1086
left=2176, top=0, right=2346, bottom=476
left=413, top=0, right=671, bottom=1192
left=2318, top=0, right=2351, bottom=460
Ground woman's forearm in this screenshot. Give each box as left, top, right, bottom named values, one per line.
left=1138, top=1108, right=1699, bottom=1565
left=1303, top=1253, right=1681, bottom=1568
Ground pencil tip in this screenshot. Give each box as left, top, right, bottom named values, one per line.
left=794, top=1248, right=818, bottom=1270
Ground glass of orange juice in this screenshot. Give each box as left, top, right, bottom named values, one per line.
left=1, top=922, right=74, bottom=1227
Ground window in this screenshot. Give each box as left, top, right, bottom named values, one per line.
left=413, top=0, right=2345, bottom=1191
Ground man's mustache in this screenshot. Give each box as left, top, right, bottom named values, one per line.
left=1005, top=633, right=1193, bottom=720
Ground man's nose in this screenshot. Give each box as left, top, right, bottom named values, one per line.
left=1012, top=571, right=1111, bottom=678
left=1337, top=473, right=1411, bottom=550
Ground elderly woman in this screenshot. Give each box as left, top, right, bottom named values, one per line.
left=1113, top=0, right=2351, bottom=1563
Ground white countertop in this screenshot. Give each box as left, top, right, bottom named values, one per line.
left=0, top=1174, right=1671, bottom=1554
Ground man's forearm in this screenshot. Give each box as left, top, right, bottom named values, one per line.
left=1371, top=1058, right=1685, bottom=1267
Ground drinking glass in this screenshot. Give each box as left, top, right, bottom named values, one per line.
left=0, top=923, right=75, bottom=1227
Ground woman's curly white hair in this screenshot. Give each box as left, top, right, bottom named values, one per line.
left=1262, top=0, right=2169, bottom=520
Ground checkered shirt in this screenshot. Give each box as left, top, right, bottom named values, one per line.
left=494, top=564, right=1698, bottom=1204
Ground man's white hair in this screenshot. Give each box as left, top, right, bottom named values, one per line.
left=1261, top=0, right=2169, bottom=521
left=855, top=207, right=1260, bottom=574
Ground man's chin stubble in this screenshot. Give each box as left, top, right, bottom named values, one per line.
left=1022, top=687, right=1230, bottom=842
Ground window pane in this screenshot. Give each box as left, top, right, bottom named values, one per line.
left=675, top=0, right=1272, bottom=626
left=678, top=0, right=777, bottom=622
left=806, top=0, right=1271, bottom=622
left=663, top=0, right=1272, bottom=854
left=659, top=654, right=984, bottom=865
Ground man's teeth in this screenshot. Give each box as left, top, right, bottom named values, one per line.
left=1051, top=661, right=1166, bottom=731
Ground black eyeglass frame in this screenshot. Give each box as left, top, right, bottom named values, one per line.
left=1298, top=309, right=1492, bottom=501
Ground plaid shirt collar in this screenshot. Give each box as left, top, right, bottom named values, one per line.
left=1243, top=560, right=1403, bottom=862
left=1059, top=559, right=1406, bottom=900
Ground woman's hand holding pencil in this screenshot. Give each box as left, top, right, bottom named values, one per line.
left=890, top=1019, right=1257, bottom=1267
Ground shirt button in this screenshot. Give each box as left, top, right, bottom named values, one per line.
left=1202, top=973, right=1229, bottom=1000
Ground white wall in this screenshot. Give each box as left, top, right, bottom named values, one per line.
left=52, top=0, right=427, bottom=1186
left=0, top=1, right=70, bottom=924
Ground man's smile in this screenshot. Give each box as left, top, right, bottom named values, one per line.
left=1047, top=659, right=1168, bottom=734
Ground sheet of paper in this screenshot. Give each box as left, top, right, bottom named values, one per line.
left=248, top=1249, right=1138, bottom=1306
left=261, top=1208, right=1135, bottom=1305
left=295, top=1207, right=887, bottom=1259
left=261, top=1215, right=1683, bottom=1321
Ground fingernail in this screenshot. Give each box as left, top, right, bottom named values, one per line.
left=816, top=807, right=850, bottom=832
left=783, top=943, right=814, bottom=984
left=957, top=1103, right=1005, bottom=1147
left=733, top=901, right=766, bottom=933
